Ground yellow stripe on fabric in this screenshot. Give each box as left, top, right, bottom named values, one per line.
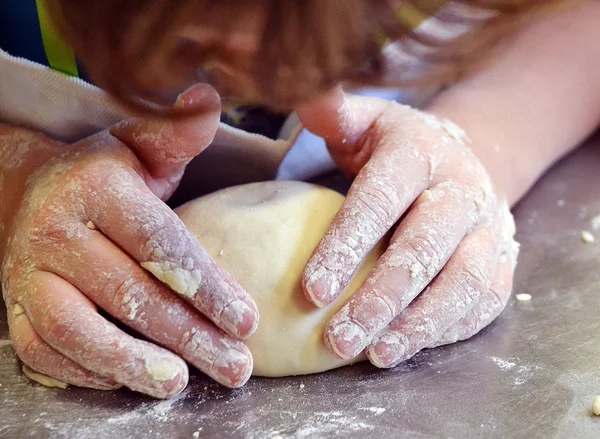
left=36, top=0, right=79, bottom=77
left=378, top=0, right=449, bottom=47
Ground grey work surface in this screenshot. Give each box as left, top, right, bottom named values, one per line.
left=2, top=138, right=600, bottom=439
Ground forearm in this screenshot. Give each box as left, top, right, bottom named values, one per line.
left=426, top=1, right=600, bottom=205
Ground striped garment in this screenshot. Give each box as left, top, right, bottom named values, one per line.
left=0, top=0, right=447, bottom=81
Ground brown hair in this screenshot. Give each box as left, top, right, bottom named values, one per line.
left=47, top=0, right=573, bottom=117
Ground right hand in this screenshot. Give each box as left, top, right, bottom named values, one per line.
left=0, top=85, right=258, bottom=399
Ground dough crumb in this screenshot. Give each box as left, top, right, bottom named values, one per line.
left=13, top=303, right=26, bottom=316
left=515, top=293, right=532, bottom=302
left=593, top=395, right=600, bottom=416
left=299, top=383, right=305, bottom=389
left=192, top=431, right=200, bottom=438
left=22, top=365, right=68, bottom=389
left=591, top=215, right=600, bottom=230
left=86, top=221, right=97, bottom=230
left=141, top=260, right=202, bottom=297
left=145, top=359, right=180, bottom=382
left=556, top=199, right=565, bottom=207
left=420, top=190, right=433, bottom=203
left=581, top=231, right=594, bottom=244
left=219, top=249, right=224, bottom=256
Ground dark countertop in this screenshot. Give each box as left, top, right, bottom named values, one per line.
left=2, top=136, right=600, bottom=439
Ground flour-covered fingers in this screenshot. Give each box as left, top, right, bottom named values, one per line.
left=23, top=271, right=188, bottom=399
left=324, top=182, right=483, bottom=360
left=429, top=243, right=518, bottom=348
left=82, top=168, right=258, bottom=340
left=366, top=221, right=501, bottom=368
left=41, top=229, right=253, bottom=388
left=110, top=83, right=221, bottom=183
left=302, top=147, right=430, bottom=308
left=8, top=302, right=119, bottom=390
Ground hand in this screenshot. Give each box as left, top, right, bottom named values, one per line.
left=298, top=88, right=519, bottom=367
left=0, top=85, right=258, bottom=398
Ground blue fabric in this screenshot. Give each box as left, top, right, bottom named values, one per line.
left=0, top=0, right=91, bottom=81
left=0, top=0, right=48, bottom=67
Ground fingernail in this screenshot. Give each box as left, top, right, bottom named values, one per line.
left=221, top=300, right=259, bottom=339
left=212, top=349, right=253, bottom=388
left=326, top=321, right=367, bottom=360
left=145, top=357, right=189, bottom=398
left=160, top=366, right=189, bottom=398
left=175, top=83, right=220, bottom=110
left=366, top=336, right=407, bottom=368
left=304, top=269, right=339, bottom=307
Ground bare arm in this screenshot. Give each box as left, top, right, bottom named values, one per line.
left=427, top=1, right=600, bottom=205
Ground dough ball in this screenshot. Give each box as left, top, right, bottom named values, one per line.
left=176, top=181, right=384, bottom=377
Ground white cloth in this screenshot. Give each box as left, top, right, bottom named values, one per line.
left=0, top=48, right=302, bottom=187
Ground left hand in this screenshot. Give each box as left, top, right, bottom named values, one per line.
left=297, top=88, right=519, bottom=368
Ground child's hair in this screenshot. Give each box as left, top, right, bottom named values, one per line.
left=48, top=0, right=572, bottom=116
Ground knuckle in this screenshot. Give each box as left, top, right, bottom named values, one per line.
left=13, top=333, right=40, bottom=365
left=352, top=177, right=400, bottom=230
left=325, top=234, right=360, bottom=268
left=28, top=207, right=85, bottom=247
left=408, top=307, right=445, bottom=340
left=141, top=221, right=190, bottom=262
left=490, top=284, right=510, bottom=308
left=460, top=316, right=480, bottom=337
left=461, top=261, right=489, bottom=294
left=112, top=278, right=144, bottom=321
left=442, top=261, right=490, bottom=313
left=405, top=233, right=445, bottom=275
left=43, top=304, right=83, bottom=345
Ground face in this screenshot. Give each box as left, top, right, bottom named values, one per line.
left=177, top=5, right=269, bottom=106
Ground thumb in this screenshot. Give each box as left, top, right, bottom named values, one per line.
left=110, top=83, right=221, bottom=180
left=296, top=86, right=389, bottom=152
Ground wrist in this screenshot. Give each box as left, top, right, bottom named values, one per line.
left=424, top=89, right=554, bottom=206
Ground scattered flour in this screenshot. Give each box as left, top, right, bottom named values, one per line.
left=292, top=411, right=374, bottom=438
left=490, top=357, right=542, bottom=386
left=490, top=357, right=516, bottom=371
left=362, top=407, right=386, bottom=415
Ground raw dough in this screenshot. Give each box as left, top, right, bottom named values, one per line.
left=22, top=365, right=68, bottom=389
left=176, top=181, right=384, bottom=377
left=593, top=395, right=600, bottom=416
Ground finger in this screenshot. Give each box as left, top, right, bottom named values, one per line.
left=324, top=182, right=485, bottom=360
left=8, top=302, right=120, bottom=390
left=22, top=271, right=188, bottom=399
left=299, top=89, right=406, bottom=308
left=301, top=98, right=471, bottom=308
left=110, top=83, right=221, bottom=181
left=366, top=221, right=501, bottom=368
left=40, top=226, right=252, bottom=388
left=302, top=131, right=432, bottom=307
left=297, top=87, right=390, bottom=152
left=429, top=241, right=518, bottom=348
left=80, top=167, right=258, bottom=340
